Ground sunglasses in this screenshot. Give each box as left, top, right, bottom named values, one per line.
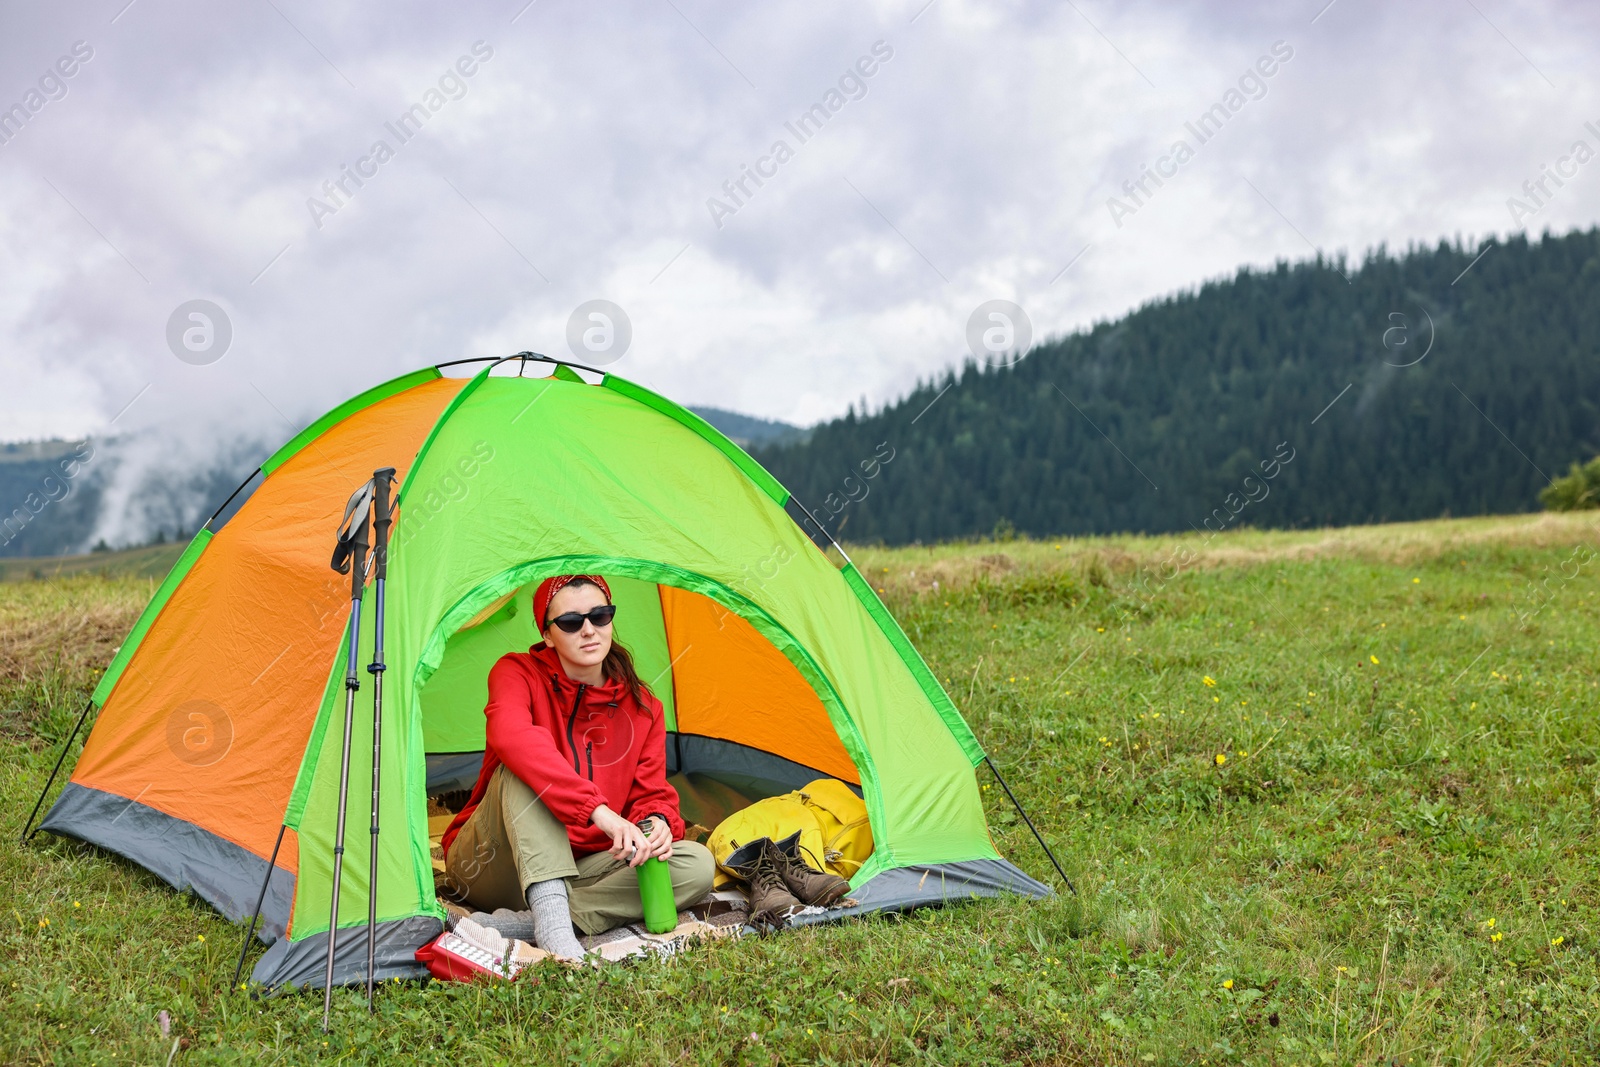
left=546, top=605, right=617, bottom=634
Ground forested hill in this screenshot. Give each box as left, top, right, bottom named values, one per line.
left=754, top=229, right=1600, bottom=545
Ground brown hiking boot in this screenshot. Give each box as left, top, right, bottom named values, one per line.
left=723, top=837, right=804, bottom=927
left=769, top=831, right=850, bottom=908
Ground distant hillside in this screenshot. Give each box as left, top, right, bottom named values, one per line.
left=0, top=540, right=185, bottom=583
left=689, top=406, right=806, bottom=448
left=754, top=229, right=1600, bottom=544
left=0, top=431, right=268, bottom=560
left=0, top=439, right=102, bottom=558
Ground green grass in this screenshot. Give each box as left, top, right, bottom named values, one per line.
left=0, top=542, right=186, bottom=583
left=7, top=513, right=1600, bottom=1064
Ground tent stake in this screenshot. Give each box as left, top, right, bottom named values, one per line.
left=20, top=698, right=95, bottom=844
left=984, top=755, right=1075, bottom=895
left=232, top=823, right=287, bottom=992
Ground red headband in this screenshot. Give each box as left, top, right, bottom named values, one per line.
left=534, top=574, right=612, bottom=629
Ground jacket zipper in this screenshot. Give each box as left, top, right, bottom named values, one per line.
left=565, top=683, right=586, bottom=774
left=585, top=741, right=594, bottom=780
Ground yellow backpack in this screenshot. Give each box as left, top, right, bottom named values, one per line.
left=708, top=778, right=873, bottom=886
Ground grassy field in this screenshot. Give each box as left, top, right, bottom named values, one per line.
left=0, top=542, right=186, bottom=584
left=6, top=512, right=1600, bottom=1064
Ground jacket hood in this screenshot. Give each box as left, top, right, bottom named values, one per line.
left=526, top=641, right=632, bottom=705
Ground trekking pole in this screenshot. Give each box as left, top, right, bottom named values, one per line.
left=322, top=479, right=375, bottom=1032
left=363, top=467, right=395, bottom=1013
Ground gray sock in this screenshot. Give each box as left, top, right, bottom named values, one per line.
left=468, top=908, right=537, bottom=943
left=526, top=879, right=585, bottom=959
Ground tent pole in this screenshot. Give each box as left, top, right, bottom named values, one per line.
left=232, top=823, right=287, bottom=992
left=364, top=467, right=395, bottom=1013
left=788, top=496, right=853, bottom=564
left=19, top=697, right=95, bottom=844
left=323, top=478, right=374, bottom=1032
left=203, top=466, right=263, bottom=528
left=984, top=755, right=1075, bottom=895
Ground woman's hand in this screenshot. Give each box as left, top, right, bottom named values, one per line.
left=590, top=805, right=651, bottom=867
left=640, top=816, right=674, bottom=861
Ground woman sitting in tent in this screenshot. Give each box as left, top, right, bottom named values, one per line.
left=439, top=574, right=714, bottom=960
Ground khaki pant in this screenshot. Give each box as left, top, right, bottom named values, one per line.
left=443, top=765, right=715, bottom=936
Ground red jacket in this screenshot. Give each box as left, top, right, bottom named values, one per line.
left=440, top=643, right=684, bottom=858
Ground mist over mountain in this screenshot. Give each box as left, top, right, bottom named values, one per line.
left=754, top=229, right=1600, bottom=545
left=0, top=431, right=270, bottom=558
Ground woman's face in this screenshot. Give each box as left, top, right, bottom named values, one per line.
left=542, top=582, right=613, bottom=672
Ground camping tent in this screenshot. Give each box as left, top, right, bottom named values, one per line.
left=34, top=356, right=1049, bottom=988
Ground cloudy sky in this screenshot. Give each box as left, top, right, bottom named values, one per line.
left=1, top=0, right=1595, bottom=448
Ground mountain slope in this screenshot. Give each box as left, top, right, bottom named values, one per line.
left=754, top=230, right=1600, bottom=544
left=688, top=406, right=805, bottom=448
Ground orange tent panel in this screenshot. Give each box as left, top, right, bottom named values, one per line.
left=659, top=584, right=858, bottom=784
left=70, top=376, right=467, bottom=875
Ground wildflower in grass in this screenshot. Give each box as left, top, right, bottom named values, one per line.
left=1370, top=655, right=1380, bottom=665
left=1203, top=676, right=1217, bottom=687
left=1413, top=577, right=1420, bottom=584
left=1551, top=937, right=1564, bottom=946
left=1222, top=979, right=1233, bottom=989
left=1482, top=918, right=1495, bottom=929
left=1491, top=932, right=1503, bottom=942
left=1215, top=754, right=1226, bottom=766
left=73, top=902, right=80, bottom=909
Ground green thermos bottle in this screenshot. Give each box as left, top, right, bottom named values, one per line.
left=637, top=856, right=675, bottom=933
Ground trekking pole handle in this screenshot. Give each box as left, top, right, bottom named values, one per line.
left=331, top=479, right=375, bottom=601
left=370, top=468, right=396, bottom=584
